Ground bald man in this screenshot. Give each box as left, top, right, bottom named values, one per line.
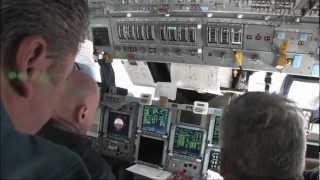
left=38, top=71, right=115, bottom=180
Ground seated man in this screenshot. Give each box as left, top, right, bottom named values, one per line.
left=38, top=71, right=115, bottom=180
left=219, top=92, right=306, bottom=180
left=1, top=0, right=91, bottom=178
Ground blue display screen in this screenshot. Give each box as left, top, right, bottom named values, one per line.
left=142, top=106, right=169, bottom=135
left=173, top=127, right=204, bottom=157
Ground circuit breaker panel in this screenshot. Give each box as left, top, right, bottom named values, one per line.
left=89, top=0, right=319, bottom=77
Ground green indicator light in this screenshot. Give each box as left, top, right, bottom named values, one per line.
left=8, top=71, right=17, bottom=80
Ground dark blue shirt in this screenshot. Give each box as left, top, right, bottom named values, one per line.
left=0, top=101, right=91, bottom=179
left=38, top=122, right=115, bottom=180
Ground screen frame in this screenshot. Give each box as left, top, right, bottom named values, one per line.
left=281, top=75, right=319, bottom=111
left=177, top=109, right=205, bottom=127
left=139, top=105, right=172, bottom=136
left=175, top=104, right=210, bottom=129
left=169, top=125, right=207, bottom=159
left=207, top=108, right=223, bottom=146
left=202, top=148, right=221, bottom=175
left=89, top=19, right=113, bottom=48
left=135, top=135, right=168, bottom=168
left=104, top=110, right=133, bottom=140
left=92, top=27, right=110, bottom=47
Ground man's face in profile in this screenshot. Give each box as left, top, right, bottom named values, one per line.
left=29, top=53, right=76, bottom=133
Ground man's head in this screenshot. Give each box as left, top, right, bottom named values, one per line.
left=219, top=92, right=306, bottom=180
left=0, top=0, right=88, bottom=134
left=52, top=71, right=100, bottom=134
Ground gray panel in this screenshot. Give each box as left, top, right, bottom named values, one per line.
left=113, top=44, right=204, bottom=64
left=166, top=157, right=203, bottom=177
left=202, top=148, right=221, bottom=175
left=98, top=94, right=140, bottom=162
left=94, top=15, right=319, bottom=77
left=243, top=24, right=274, bottom=51
left=175, top=104, right=211, bottom=129
left=90, top=18, right=114, bottom=52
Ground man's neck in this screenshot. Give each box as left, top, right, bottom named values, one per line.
left=0, top=76, right=22, bottom=130
left=50, top=118, right=84, bottom=135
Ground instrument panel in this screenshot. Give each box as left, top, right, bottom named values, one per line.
left=89, top=0, right=320, bottom=18
left=90, top=10, right=319, bottom=77
left=90, top=93, right=224, bottom=179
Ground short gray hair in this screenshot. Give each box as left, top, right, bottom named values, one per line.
left=220, top=92, right=306, bottom=180
left=1, top=0, right=89, bottom=66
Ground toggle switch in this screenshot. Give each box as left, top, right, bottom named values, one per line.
left=234, top=50, right=244, bottom=66
left=276, top=39, right=289, bottom=70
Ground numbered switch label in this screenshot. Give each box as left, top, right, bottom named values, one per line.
left=277, top=32, right=285, bottom=39
left=299, top=33, right=308, bottom=41
left=292, top=54, right=302, bottom=68
left=312, top=64, right=320, bottom=77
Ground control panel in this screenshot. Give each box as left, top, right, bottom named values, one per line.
left=176, top=104, right=210, bottom=129
left=203, top=108, right=223, bottom=175
left=207, top=108, right=223, bottom=146
left=203, top=148, right=221, bottom=174
left=91, top=93, right=225, bottom=178
left=100, top=94, right=140, bottom=162
left=167, top=125, right=207, bottom=177
left=166, top=102, right=212, bottom=178
left=135, top=102, right=176, bottom=168
left=110, top=17, right=204, bottom=65
left=167, top=157, right=203, bottom=178
left=91, top=0, right=320, bottom=18
left=89, top=0, right=319, bottom=77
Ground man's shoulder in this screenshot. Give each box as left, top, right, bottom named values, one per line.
left=82, top=148, right=115, bottom=180
left=1, top=120, right=90, bottom=179
left=34, top=135, right=92, bottom=179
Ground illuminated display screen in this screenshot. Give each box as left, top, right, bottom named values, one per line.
left=212, top=116, right=221, bottom=145
left=142, top=106, right=169, bottom=135
left=180, top=110, right=202, bottom=125
left=107, top=111, right=130, bottom=138
left=173, top=127, right=204, bottom=157
left=138, top=136, right=164, bottom=166
left=208, top=150, right=221, bottom=172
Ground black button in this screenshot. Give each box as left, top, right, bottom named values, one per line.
left=264, top=36, right=271, bottom=41
left=255, top=35, right=261, bottom=40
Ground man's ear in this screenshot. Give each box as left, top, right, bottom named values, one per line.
left=75, top=105, right=88, bottom=127
left=13, top=35, right=48, bottom=97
